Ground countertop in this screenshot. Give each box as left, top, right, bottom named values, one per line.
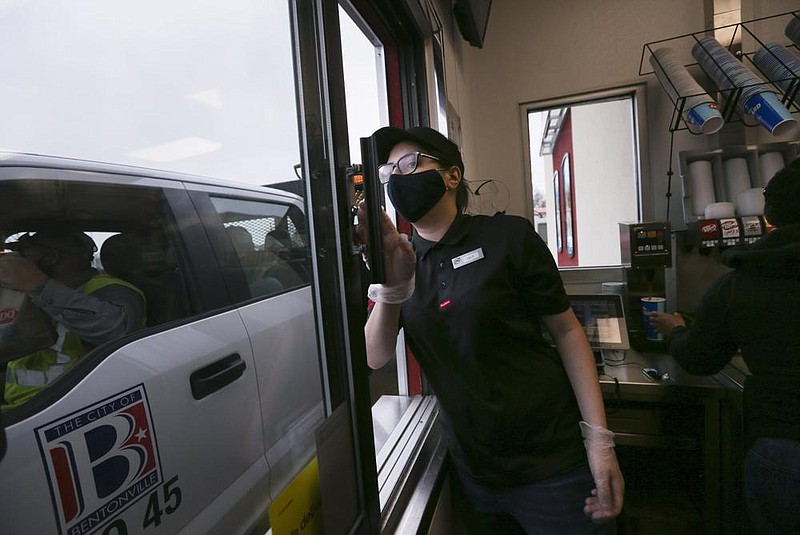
left=598, top=348, right=731, bottom=402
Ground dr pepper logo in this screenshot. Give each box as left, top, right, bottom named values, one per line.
left=35, top=385, right=162, bottom=535
left=0, top=307, right=18, bottom=324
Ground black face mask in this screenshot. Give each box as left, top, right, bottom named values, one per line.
left=387, top=169, right=446, bottom=222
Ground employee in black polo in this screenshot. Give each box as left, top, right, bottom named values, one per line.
left=360, top=126, right=623, bottom=534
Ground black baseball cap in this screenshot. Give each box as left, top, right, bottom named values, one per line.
left=5, top=230, right=97, bottom=255
left=372, top=126, right=464, bottom=173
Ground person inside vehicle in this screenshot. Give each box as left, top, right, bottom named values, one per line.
left=650, top=158, right=800, bottom=535
left=261, top=233, right=304, bottom=289
left=358, top=126, right=623, bottom=533
left=0, top=230, right=145, bottom=407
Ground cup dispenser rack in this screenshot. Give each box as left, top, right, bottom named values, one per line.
left=679, top=141, right=800, bottom=248
left=639, top=10, right=800, bottom=134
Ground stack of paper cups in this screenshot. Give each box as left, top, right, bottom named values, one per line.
left=759, top=151, right=785, bottom=186
left=704, top=202, right=735, bottom=219
left=752, top=42, right=800, bottom=97
left=688, top=160, right=716, bottom=216
left=650, top=47, right=724, bottom=134
left=692, top=36, right=797, bottom=136
left=736, top=188, right=766, bottom=216
left=785, top=14, right=800, bottom=47
left=723, top=158, right=752, bottom=202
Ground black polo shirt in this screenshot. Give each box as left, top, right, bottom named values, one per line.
left=402, top=213, right=585, bottom=488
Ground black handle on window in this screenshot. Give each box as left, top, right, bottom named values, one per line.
left=190, top=354, right=246, bottom=400
left=360, top=136, right=386, bottom=283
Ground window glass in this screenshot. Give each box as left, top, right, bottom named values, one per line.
left=562, top=154, right=575, bottom=258
left=528, top=94, right=640, bottom=267
left=553, top=170, right=563, bottom=253
left=339, top=5, right=387, bottom=160
left=0, top=178, right=190, bottom=405
left=210, top=196, right=310, bottom=300
left=339, top=6, right=403, bottom=405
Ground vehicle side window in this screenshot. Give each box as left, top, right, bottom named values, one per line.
left=0, top=178, right=194, bottom=409
left=208, top=196, right=310, bottom=301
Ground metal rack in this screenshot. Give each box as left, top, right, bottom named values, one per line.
left=639, top=10, right=800, bottom=134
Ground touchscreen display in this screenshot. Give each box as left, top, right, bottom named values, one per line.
left=569, top=294, right=630, bottom=350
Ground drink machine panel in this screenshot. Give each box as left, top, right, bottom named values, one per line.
left=619, top=221, right=672, bottom=350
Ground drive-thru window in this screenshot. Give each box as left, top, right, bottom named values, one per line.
left=0, top=1, right=448, bottom=534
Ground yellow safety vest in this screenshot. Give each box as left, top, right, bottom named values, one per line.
left=3, top=273, right=145, bottom=407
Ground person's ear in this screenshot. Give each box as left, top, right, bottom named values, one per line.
left=445, top=166, right=461, bottom=190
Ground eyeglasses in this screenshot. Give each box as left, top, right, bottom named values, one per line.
left=378, top=152, right=444, bottom=184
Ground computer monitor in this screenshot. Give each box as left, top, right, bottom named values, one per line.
left=568, top=293, right=631, bottom=352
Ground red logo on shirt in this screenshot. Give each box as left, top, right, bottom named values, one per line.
left=439, top=299, right=452, bottom=310
left=0, top=307, right=18, bottom=324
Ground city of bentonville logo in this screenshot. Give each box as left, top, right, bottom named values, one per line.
left=35, top=385, right=162, bottom=535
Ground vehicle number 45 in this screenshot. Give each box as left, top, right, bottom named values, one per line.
left=144, top=475, right=182, bottom=530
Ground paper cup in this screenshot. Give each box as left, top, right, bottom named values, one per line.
left=641, top=297, right=666, bottom=341
left=758, top=152, right=785, bottom=187
left=736, top=188, right=765, bottom=216
left=688, top=160, right=716, bottom=216
left=742, top=91, right=798, bottom=136
left=0, top=287, right=27, bottom=343
left=686, top=102, right=724, bottom=134
left=704, top=201, right=735, bottom=219
left=723, top=158, right=752, bottom=201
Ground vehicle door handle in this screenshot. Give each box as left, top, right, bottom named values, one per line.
left=190, top=354, right=247, bottom=400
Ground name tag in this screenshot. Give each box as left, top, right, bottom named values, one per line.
left=451, top=247, right=484, bottom=269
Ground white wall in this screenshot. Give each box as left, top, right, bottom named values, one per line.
left=572, top=101, right=639, bottom=265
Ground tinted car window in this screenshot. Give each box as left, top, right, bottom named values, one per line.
left=209, top=196, right=310, bottom=300
left=0, top=177, right=193, bottom=408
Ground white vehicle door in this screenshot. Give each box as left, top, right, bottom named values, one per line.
left=0, top=165, right=269, bottom=535
left=187, top=188, right=325, bottom=500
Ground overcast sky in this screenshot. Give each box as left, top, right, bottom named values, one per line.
left=0, top=0, right=382, bottom=186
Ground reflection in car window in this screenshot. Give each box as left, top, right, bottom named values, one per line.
left=0, top=178, right=189, bottom=407
left=210, top=196, right=310, bottom=300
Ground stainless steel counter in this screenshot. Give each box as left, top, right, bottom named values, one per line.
left=599, top=348, right=726, bottom=400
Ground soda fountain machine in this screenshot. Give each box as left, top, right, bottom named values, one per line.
left=619, top=221, right=672, bottom=351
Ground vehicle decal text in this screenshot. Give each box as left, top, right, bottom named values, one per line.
left=35, top=385, right=163, bottom=535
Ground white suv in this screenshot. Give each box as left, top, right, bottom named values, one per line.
left=0, top=153, right=324, bottom=535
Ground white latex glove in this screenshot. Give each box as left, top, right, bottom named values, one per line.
left=580, top=421, right=625, bottom=523
left=356, top=202, right=416, bottom=287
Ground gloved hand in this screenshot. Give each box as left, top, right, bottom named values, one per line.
left=580, top=421, right=624, bottom=523
left=356, top=202, right=416, bottom=288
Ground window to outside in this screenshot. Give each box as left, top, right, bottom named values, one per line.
left=340, top=5, right=387, bottom=163
left=339, top=6, right=408, bottom=406
left=528, top=93, right=641, bottom=267
left=553, top=170, right=562, bottom=253
left=562, top=153, right=575, bottom=259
